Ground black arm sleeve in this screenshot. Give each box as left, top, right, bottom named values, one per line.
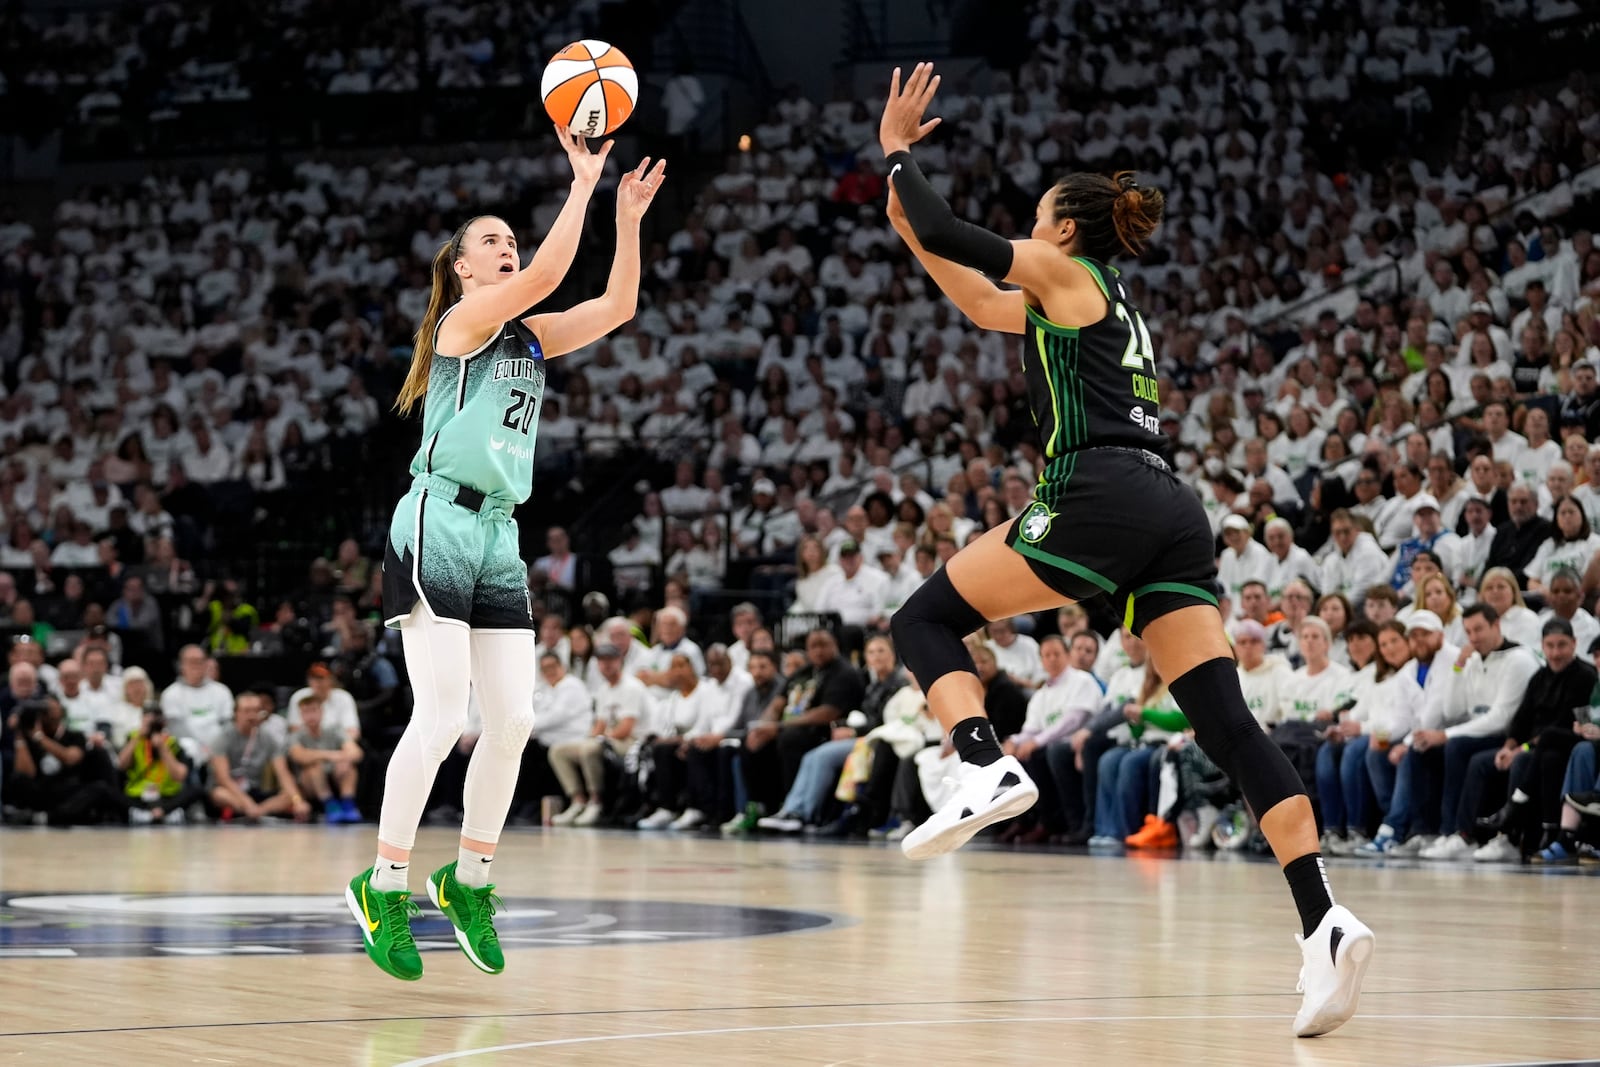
left=887, top=150, right=1015, bottom=279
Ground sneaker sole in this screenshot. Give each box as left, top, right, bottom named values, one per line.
left=1566, top=798, right=1600, bottom=818
left=344, top=885, right=421, bottom=982
left=426, top=875, right=502, bottom=976
left=901, top=780, right=1039, bottom=861
left=1295, top=928, right=1375, bottom=1038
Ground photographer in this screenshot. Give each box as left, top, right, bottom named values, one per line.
left=10, top=696, right=107, bottom=825
left=117, top=706, right=199, bottom=824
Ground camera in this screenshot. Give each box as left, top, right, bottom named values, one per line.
left=15, top=701, right=48, bottom=734
left=145, top=711, right=166, bottom=736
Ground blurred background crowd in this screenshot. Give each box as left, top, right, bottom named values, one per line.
left=0, top=0, right=1597, bottom=864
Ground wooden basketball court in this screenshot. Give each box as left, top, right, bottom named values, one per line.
left=0, top=827, right=1593, bottom=1066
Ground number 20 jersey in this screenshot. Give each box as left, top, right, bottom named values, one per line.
left=1023, top=255, right=1167, bottom=506
left=408, top=309, right=546, bottom=506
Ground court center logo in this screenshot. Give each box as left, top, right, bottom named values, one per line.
left=1019, top=502, right=1056, bottom=544
left=0, top=893, right=840, bottom=959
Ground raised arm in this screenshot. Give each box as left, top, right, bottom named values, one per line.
left=441, top=126, right=612, bottom=352
left=880, top=64, right=1102, bottom=323
left=525, top=157, right=667, bottom=358
left=886, top=186, right=1024, bottom=334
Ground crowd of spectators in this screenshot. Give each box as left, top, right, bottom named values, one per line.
left=1, top=0, right=1599, bottom=862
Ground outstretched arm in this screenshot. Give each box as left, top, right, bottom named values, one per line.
left=880, top=64, right=1096, bottom=318
left=443, top=126, right=611, bottom=351
left=887, top=185, right=1023, bottom=334
left=525, top=158, right=667, bottom=359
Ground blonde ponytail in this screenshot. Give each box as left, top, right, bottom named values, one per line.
left=396, top=240, right=461, bottom=415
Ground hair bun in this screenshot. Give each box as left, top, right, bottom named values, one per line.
left=1117, top=173, right=1139, bottom=192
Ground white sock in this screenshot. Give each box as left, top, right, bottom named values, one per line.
left=457, top=847, right=493, bottom=888
left=1511, top=788, right=1529, bottom=804
left=371, top=857, right=409, bottom=893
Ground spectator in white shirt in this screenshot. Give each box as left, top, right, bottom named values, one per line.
left=1263, top=518, right=1320, bottom=600
left=551, top=643, right=653, bottom=826
left=1539, top=569, right=1600, bottom=655
left=986, top=617, right=1045, bottom=691
left=815, top=539, right=893, bottom=630
left=159, top=644, right=234, bottom=757
left=634, top=606, right=705, bottom=697
left=1372, top=462, right=1429, bottom=551
left=1322, top=509, right=1393, bottom=606
left=1217, top=515, right=1273, bottom=615
left=532, top=652, right=597, bottom=752
left=286, top=662, right=361, bottom=740
left=1526, top=496, right=1600, bottom=593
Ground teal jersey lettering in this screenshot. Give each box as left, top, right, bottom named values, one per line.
left=408, top=310, right=547, bottom=505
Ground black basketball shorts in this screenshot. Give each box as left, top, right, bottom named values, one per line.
left=1005, top=447, right=1220, bottom=636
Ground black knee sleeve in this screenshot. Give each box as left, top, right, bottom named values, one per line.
left=890, top=566, right=988, bottom=692
left=1168, top=657, right=1306, bottom=819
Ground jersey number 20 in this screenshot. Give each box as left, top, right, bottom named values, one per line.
left=1114, top=304, right=1156, bottom=376
left=502, top=389, right=537, bottom=435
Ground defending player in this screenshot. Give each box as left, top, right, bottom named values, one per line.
left=878, top=64, right=1372, bottom=1038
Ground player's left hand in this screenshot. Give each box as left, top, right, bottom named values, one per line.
left=617, top=157, right=667, bottom=222
left=879, top=62, right=942, bottom=157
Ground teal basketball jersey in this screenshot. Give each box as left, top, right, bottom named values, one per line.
left=408, top=308, right=547, bottom=505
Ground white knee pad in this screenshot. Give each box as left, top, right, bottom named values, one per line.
left=470, top=630, right=538, bottom=757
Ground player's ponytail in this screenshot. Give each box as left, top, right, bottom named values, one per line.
left=1109, top=172, right=1163, bottom=257
left=397, top=217, right=480, bottom=416
left=1049, top=171, right=1165, bottom=261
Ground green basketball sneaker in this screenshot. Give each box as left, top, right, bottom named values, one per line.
left=427, top=862, right=505, bottom=975
left=345, top=868, right=423, bottom=981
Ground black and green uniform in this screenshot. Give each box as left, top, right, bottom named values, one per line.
left=1004, top=257, right=1220, bottom=635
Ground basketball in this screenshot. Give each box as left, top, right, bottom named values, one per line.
left=541, top=40, right=638, bottom=138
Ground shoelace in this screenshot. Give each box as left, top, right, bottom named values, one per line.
left=469, top=888, right=504, bottom=950
left=384, top=894, right=423, bottom=951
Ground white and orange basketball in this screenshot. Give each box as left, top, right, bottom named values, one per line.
left=541, top=40, right=638, bottom=138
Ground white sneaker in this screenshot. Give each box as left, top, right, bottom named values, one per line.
left=1473, top=834, right=1520, bottom=863
left=1338, top=832, right=1369, bottom=855
left=669, top=808, right=705, bottom=831
left=1390, top=834, right=1434, bottom=857
left=1293, top=904, right=1375, bottom=1038
left=757, top=812, right=804, bottom=833
left=550, top=801, right=586, bottom=826
left=129, top=808, right=154, bottom=825
left=162, top=808, right=186, bottom=825
left=1188, top=805, right=1220, bottom=850
left=574, top=803, right=603, bottom=827
left=636, top=808, right=676, bottom=829
left=902, top=755, right=1038, bottom=861
left=1419, top=833, right=1474, bottom=861
left=884, top=821, right=914, bottom=841
left=1319, top=831, right=1345, bottom=855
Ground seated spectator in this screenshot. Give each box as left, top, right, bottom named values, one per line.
left=208, top=693, right=309, bottom=823
left=8, top=696, right=100, bottom=825
left=286, top=693, right=364, bottom=824
left=516, top=652, right=595, bottom=815
left=117, top=704, right=200, bottom=825
left=736, top=629, right=865, bottom=817
left=549, top=643, right=652, bottom=826
left=1357, top=612, right=1462, bottom=856
left=1525, top=495, right=1600, bottom=593
left=287, top=662, right=361, bottom=741
left=1470, top=618, right=1595, bottom=862
left=1321, top=509, right=1391, bottom=605
left=1317, top=621, right=1419, bottom=855
left=985, top=617, right=1045, bottom=692
left=531, top=526, right=580, bottom=591
left=998, top=635, right=1102, bottom=844
left=636, top=653, right=736, bottom=829
left=159, top=645, right=234, bottom=756
left=633, top=606, right=704, bottom=695
left=1532, top=700, right=1600, bottom=864
left=1477, top=567, right=1543, bottom=648
left=1414, top=604, right=1542, bottom=861
left=1486, top=484, right=1553, bottom=588
left=757, top=634, right=904, bottom=834
left=1087, top=661, right=1185, bottom=848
